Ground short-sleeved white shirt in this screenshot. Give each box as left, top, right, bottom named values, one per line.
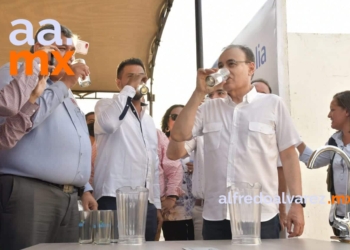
left=192, top=86, right=301, bottom=222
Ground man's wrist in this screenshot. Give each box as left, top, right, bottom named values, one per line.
left=291, top=197, right=306, bottom=208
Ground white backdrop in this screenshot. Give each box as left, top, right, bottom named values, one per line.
left=212, top=0, right=279, bottom=95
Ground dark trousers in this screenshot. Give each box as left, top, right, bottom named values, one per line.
left=97, top=196, right=157, bottom=241
left=202, top=214, right=281, bottom=240
left=162, top=219, right=195, bottom=241
left=0, top=175, right=79, bottom=250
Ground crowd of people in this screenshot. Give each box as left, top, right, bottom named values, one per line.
left=0, top=23, right=350, bottom=250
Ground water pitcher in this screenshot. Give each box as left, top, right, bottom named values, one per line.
left=116, top=186, right=149, bottom=245
left=228, top=181, right=262, bottom=245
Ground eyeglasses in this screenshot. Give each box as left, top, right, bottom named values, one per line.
left=218, top=60, right=251, bottom=68
left=169, top=114, right=178, bottom=121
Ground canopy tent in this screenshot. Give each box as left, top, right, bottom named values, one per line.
left=0, top=0, right=174, bottom=115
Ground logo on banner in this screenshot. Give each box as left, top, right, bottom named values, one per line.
left=8, top=19, right=74, bottom=76
left=255, top=44, right=266, bottom=69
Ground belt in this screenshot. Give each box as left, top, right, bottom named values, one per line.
left=195, top=199, right=204, bottom=207
left=49, top=183, right=85, bottom=196
left=0, top=175, right=84, bottom=196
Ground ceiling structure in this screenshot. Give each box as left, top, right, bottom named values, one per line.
left=0, top=0, right=174, bottom=115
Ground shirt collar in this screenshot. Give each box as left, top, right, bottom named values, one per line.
left=332, top=131, right=344, bottom=146
left=226, top=85, right=258, bottom=105
left=47, top=78, right=54, bottom=86
left=245, top=86, right=258, bottom=103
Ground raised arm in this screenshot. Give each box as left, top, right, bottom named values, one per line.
left=171, top=68, right=222, bottom=142
left=94, top=86, right=135, bottom=134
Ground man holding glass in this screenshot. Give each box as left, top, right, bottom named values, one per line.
left=170, top=45, right=305, bottom=240
left=0, top=24, right=97, bottom=250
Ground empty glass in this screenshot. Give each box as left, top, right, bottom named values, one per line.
left=93, top=210, right=112, bottom=245
left=111, top=210, right=119, bottom=243
left=116, top=186, right=149, bottom=245
left=205, top=68, right=230, bottom=87
left=228, top=182, right=262, bottom=245
left=78, top=211, right=93, bottom=244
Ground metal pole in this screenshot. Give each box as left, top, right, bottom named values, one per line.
left=195, top=0, right=204, bottom=69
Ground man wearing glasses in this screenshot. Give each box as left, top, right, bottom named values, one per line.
left=170, top=45, right=305, bottom=240
left=0, top=24, right=97, bottom=250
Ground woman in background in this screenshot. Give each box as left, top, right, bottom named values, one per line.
left=160, top=104, right=195, bottom=241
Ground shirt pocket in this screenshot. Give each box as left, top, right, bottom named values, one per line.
left=248, top=122, right=275, bottom=151
left=202, top=122, right=223, bottom=152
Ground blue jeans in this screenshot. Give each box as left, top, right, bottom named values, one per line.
left=202, top=214, right=281, bottom=240
left=97, top=196, right=157, bottom=241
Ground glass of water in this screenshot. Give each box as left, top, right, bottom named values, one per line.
left=93, top=210, right=112, bottom=245
left=79, top=211, right=93, bottom=244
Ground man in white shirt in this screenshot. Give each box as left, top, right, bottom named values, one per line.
left=93, top=58, right=161, bottom=241
left=170, top=45, right=305, bottom=240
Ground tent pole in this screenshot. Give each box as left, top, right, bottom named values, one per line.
left=195, top=0, right=204, bottom=69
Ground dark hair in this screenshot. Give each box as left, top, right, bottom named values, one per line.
left=116, top=58, right=145, bottom=79
left=87, top=123, right=94, bottom=137
left=85, top=112, right=95, bottom=120
left=333, top=91, right=350, bottom=114
left=161, top=104, right=184, bottom=138
left=251, top=78, right=272, bottom=93
left=30, top=24, right=74, bottom=53
left=222, top=44, right=255, bottom=63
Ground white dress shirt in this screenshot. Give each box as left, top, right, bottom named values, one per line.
left=191, top=86, right=301, bottom=222
left=93, top=86, right=160, bottom=209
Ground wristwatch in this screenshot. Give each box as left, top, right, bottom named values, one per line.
left=292, top=197, right=306, bottom=208
left=167, top=195, right=179, bottom=200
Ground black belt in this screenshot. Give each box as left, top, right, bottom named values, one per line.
left=0, top=174, right=84, bottom=196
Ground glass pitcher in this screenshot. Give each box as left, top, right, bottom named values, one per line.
left=116, top=186, right=149, bottom=245
left=228, top=181, right=262, bottom=245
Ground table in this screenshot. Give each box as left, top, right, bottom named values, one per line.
left=24, top=238, right=350, bottom=250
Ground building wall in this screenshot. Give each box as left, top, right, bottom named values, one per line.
left=287, top=33, right=350, bottom=240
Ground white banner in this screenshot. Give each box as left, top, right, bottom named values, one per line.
left=213, top=0, right=279, bottom=95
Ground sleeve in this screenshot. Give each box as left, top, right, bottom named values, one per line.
left=84, top=182, right=93, bottom=193
left=0, top=101, right=39, bottom=150
left=299, top=145, right=332, bottom=168
left=0, top=60, right=40, bottom=117
left=94, top=86, right=136, bottom=134
left=157, top=130, right=165, bottom=198
left=153, top=153, right=161, bottom=209
left=184, top=138, right=197, bottom=155
left=275, top=98, right=303, bottom=152
left=89, top=142, right=97, bottom=187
